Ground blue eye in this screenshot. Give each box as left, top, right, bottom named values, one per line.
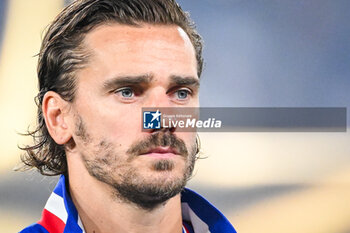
left=176, top=89, right=190, bottom=99
left=116, top=88, right=134, bottom=98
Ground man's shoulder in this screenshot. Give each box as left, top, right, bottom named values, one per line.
left=19, top=223, right=49, bottom=233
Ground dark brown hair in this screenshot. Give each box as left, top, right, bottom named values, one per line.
left=19, top=0, right=203, bottom=176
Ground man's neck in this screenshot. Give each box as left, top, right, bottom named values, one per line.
left=67, top=159, right=183, bottom=233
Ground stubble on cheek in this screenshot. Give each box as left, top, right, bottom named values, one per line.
left=81, top=140, right=117, bottom=182
left=74, top=115, right=91, bottom=144
left=74, top=114, right=123, bottom=170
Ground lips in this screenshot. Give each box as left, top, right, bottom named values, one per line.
left=140, top=147, right=179, bottom=157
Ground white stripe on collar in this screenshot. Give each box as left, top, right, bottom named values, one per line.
left=77, top=215, right=86, bottom=233
left=44, top=192, right=68, bottom=224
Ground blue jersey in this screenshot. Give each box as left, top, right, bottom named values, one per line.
left=20, top=175, right=236, bottom=233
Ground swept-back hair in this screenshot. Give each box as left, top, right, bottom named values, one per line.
left=19, top=0, right=203, bottom=176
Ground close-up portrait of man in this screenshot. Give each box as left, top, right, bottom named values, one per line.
left=16, top=0, right=236, bottom=232
left=1, top=0, right=350, bottom=232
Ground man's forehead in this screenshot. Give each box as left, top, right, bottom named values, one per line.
left=83, top=23, right=194, bottom=53
left=74, top=22, right=199, bottom=92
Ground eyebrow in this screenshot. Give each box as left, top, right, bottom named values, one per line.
left=102, top=74, right=153, bottom=90
left=168, top=75, right=200, bottom=89
left=102, top=74, right=200, bottom=92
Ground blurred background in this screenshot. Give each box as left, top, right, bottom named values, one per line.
left=0, top=0, right=349, bottom=232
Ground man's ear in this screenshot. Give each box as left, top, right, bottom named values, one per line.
left=42, top=91, right=72, bottom=145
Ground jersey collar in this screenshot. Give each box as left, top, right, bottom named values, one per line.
left=38, top=175, right=236, bottom=233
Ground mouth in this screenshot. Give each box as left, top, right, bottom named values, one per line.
left=139, top=147, right=179, bottom=158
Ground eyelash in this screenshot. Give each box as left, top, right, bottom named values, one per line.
left=113, top=86, right=194, bottom=101
left=173, top=88, right=192, bottom=100
left=114, top=87, right=135, bottom=98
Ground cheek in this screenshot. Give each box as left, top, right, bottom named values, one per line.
left=90, top=107, right=142, bottom=138
left=176, top=132, right=197, bottom=149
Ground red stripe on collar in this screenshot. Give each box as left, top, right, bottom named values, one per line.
left=38, top=209, right=66, bottom=233
left=183, top=224, right=190, bottom=233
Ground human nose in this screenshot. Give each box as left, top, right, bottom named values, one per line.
left=145, top=87, right=171, bottom=108
left=144, top=87, right=177, bottom=133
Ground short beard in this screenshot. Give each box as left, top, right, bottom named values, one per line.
left=75, top=116, right=197, bottom=210
left=110, top=157, right=195, bottom=210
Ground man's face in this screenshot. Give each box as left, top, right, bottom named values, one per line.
left=68, top=23, right=199, bottom=209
